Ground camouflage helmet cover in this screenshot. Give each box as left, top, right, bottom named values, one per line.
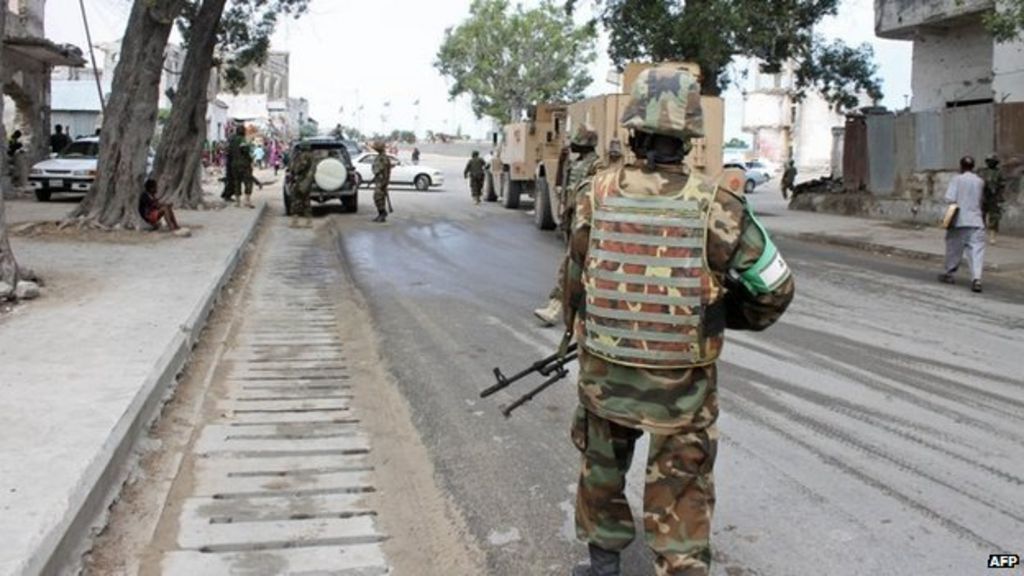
left=371, top=140, right=386, bottom=152
left=571, top=126, right=599, bottom=148
left=621, top=66, right=703, bottom=139
left=985, top=152, right=1000, bottom=164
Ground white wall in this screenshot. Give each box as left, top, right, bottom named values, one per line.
left=794, top=93, right=844, bottom=172
left=206, top=103, right=227, bottom=143
left=910, top=20, right=994, bottom=110
left=993, top=37, right=1024, bottom=103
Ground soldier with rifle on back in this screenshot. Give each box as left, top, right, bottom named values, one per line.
left=371, top=141, right=393, bottom=223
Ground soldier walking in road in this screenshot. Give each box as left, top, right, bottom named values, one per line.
left=563, top=67, right=794, bottom=576
left=534, top=127, right=602, bottom=326
left=939, top=155, right=987, bottom=292
left=464, top=151, right=486, bottom=205
left=288, top=147, right=314, bottom=228
left=781, top=159, right=797, bottom=200
left=980, top=153, right=1006, bottom=245
left=372, top=142, right=392, bottom=223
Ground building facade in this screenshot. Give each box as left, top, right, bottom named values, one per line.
left=740, top=62, right=853, bottom=176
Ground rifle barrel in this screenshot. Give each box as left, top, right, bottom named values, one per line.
left=502, top=367, right=569, bottom=417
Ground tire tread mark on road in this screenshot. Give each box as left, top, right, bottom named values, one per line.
left=722, top=388, right=1005, bottom=551
left=723, top=377, right=1024, bottom=536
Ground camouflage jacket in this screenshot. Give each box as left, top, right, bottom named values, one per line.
left=980, top=167, right=1006, bottom=214
left=564, top=161, right=795, bottom=435
left=227, top=135, right=250, bottom=174
left=464, top=157, right=486, bottom=178
left=568, top=151, right=601, bottom=192
left=289, top=150, right=315, bottom=192
left=372, top=153, right=392, bottom=186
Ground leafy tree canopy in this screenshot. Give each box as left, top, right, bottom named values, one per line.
left=575, top=0, right=882, bottom=111
left=436, top=0, right=598, bottom=123
left=977, top=0, right=1024, bottom=42
left=179, top=0, right=310, bottom=94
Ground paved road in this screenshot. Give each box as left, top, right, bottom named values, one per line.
left=328, top=155, right=1024, bottom=575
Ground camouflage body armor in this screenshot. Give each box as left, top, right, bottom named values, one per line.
left=582, top=166, right=721, bottom=369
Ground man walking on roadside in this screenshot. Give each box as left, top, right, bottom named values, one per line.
left=980, top=153, right=1006, bottom=245
left=371, top=142, right=392, bottom=223
left=939, top=155, right=987, bottom=293
left=223, top=125, right=247, bottom=203
left=564, top=67, right=794, bottom=576
left=464, top=151, right=486, bottom=205
left=288, top=147, right=314, bottom=228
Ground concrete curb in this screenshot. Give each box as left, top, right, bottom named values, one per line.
left=781, top=231, right=1018, bottom=273
left=31, top=204, right=267, bottom=576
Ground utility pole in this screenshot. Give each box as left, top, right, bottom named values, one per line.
left=78, top=0, right=105, bottom=115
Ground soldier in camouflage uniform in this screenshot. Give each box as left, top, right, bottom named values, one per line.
left=534, top=127, right=603, bottom=326
left=465, top=151, right=487, bottom=205
left=288, top=147, right=315, bottom=228
left=980, top=153, right=1006, bottom=244
left=563, top=67, right=795, bottom=576
left=371, top=141, right=392, bottom=223
left=223, top=125, right=248, bottom=204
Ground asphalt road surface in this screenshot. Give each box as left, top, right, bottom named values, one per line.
left=325, top=154, right=1024, bottom=576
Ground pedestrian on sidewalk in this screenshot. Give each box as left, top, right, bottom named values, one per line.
left=139, top=179, right=181, bottom=232
left=980, top=154, right=1006, bottom=245
left=781, top=160, right=797, bottom=200
left=412, top=147, right=420, bottom=165
left=939, top=155, right=986, bottom=293
left=464, top=151, right=486, bottom=205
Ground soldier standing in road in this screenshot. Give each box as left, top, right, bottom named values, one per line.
left=563, top=67, right=795, bottom=576
left=534, top=127, right=601, bottom=326
left=288, top=147, right=314, bottom=228
left=464, top=151, right=486, bottom=205
left=781, top=159, right=797, bottom=200
left=372, top=142, right=392, bottom=223
left=980, top=153, right=1006, bottom=245
left=223, top=125, right=247, bottom=204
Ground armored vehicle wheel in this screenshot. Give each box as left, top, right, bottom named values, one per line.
left=534, top=178, right=556, bottom=230
left=503, top=177, right=521, bottom=209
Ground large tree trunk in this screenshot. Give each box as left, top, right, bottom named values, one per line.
left=69, top=0, right=187, bottom=228
left=0, top=6, right=18, bottom=289
left=154, top=0, right=228, bottom=208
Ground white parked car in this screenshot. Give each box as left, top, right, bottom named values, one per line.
left=29, top=136, right=154, bottom=202
left=29, top=137, right=99, bottom=201
left=723, top=162, right=770, bottom=193
left=352, top=152, right=444, bottom=191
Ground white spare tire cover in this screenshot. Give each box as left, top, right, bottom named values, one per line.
left=314, top=158, right=347, bottom=192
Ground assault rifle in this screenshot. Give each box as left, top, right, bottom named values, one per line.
left=480, top=343, right=579, bottom=417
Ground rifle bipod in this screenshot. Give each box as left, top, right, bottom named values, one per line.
left=481, top=344, right=579, bottom=417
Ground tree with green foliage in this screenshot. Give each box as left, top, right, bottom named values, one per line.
left=573, top=0, right=883, bottom=110
left=436, top=0, right=597, bottom=123
left=70, top=0, right=188, bottom=229
left=152, top=0, right=309, bottom=208
left=979, top=0, right=1024, bottom=42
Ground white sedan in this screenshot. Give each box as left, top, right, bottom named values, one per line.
left=352, top=153, right=444, bottom=191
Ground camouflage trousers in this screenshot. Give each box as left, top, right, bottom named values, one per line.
left=373, top=185, right=388, bottom=214
left=470, top=175, right=484, bottom=198
left=572, top=406, right=718, bottom=576
left=290, top=186, right=311, bottom=218
left=548, top=256, right=567, bottom=301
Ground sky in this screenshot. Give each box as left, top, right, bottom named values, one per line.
left=46, top=0, right=912, bottom=141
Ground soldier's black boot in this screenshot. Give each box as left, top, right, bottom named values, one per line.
left=571, top=545, right=620, bottom=576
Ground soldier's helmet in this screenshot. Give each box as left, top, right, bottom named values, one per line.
left=621, top=66, right=703, bottom=139
left=570, top=126, right=599, bottom=148
left=608, top=138, right=623, bottom=159
left=986, top=153, right=1000, bottom=166
left=372, top=141, right=386, bottom=152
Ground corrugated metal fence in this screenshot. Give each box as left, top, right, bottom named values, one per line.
left=860, top=103, right=1015, bottom=196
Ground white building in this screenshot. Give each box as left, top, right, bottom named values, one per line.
left=875, top=0, right=1024, bottom=110
left=50, top=80, right=102, bottom=139
left=740, top=62, right=854, bottom=175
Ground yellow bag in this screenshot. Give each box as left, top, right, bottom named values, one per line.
left=941, top=204, right=959, bottom=229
